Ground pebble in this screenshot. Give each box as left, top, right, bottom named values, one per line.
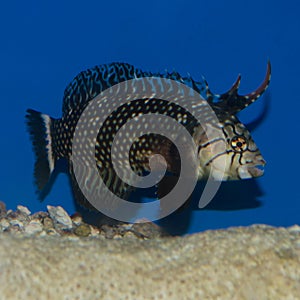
left=7, top=210, right=19, bottom=219
left=0, top=203, right=166, bottom=240
left=47, top=206, right=73, bottom=230
left=0, top=218, right=10, bottom=230
left=25, top=220, right=43, bottom=235
left=71, top=212, right=83, bottom=225
left=131, top=221, right=168, bottom=239
left=46, top=228, right=60, bottom=236
left=31, top=211, right=48, bottom=220
left=0, top=201, right=6, bottom=215
left=17, top=205, right=31, bottom=216
left=101, top=224, right=117, bottom=239
left=42, top=217, right=54, bottom=230
left=287, top=225, right=300, bottom=234
left=74, top=224, right=91, bottom=237
left=5, top=225, right=22, bottom=234
left=9, top=219, right=24, bottom=228
left=90, top=226, right=100, bottom=236
left=123, top=231, right=137, bottom=238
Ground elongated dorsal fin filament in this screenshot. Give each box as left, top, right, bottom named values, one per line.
left=209, top=61, right=271, bottom=114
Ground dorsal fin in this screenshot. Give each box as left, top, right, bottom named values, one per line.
left=208, top=61, right=271, bottom=114
left=62, top=63, right=139, bottom=116
left=61, top=62, right=211, bottom=117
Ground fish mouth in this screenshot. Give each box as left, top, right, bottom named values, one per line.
left=247, top=164, right=265, bottom=177
left=238, top=160, right=266, bottom=179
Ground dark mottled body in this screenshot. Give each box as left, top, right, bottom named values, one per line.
left=26, top=62, right=271, bottom=209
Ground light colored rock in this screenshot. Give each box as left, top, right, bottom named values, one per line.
left=24, top=220, right=43, bottom=235
left=9, top=219, right=24, bottom=228
left=0, top=225, right=299, bottom=300
left=17, top=205, right=31, bottom=216
left=288, top=225, right=300, bottom=234
left=0, top=218, right=9, bottom=231
left=47, top=205, right=73, bottom=230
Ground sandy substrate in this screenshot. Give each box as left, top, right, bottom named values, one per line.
left=0, top=203, right=299, bottom=299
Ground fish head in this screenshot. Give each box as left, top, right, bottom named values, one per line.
left=194, top=61, right=270, bottom=181
left=194, top=115, right=266, bottom=181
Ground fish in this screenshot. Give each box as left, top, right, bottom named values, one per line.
left=26, top=62, right=271, bottom=210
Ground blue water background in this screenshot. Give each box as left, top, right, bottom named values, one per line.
left=0, top=0, right=299, bottom=233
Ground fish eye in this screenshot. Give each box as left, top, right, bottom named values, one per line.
left=231, top=136, right=248, bottom=152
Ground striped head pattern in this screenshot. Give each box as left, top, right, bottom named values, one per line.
left=194, top=62, right=271, bottom=181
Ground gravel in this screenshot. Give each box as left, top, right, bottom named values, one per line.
left=0, top=201, right=167, bottom=239
left=0, top=201, right=299, bottom=299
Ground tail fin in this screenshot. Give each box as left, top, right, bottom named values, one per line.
left=26, top=109, right=57, bottom=192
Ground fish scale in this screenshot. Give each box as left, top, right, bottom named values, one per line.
left=26, top=62, right=271, bottom=210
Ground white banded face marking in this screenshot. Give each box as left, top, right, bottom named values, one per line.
left=193, top=114, right=265, bottom=181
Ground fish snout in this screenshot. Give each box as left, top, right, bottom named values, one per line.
left=238, top=157, right=266, bottom=179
